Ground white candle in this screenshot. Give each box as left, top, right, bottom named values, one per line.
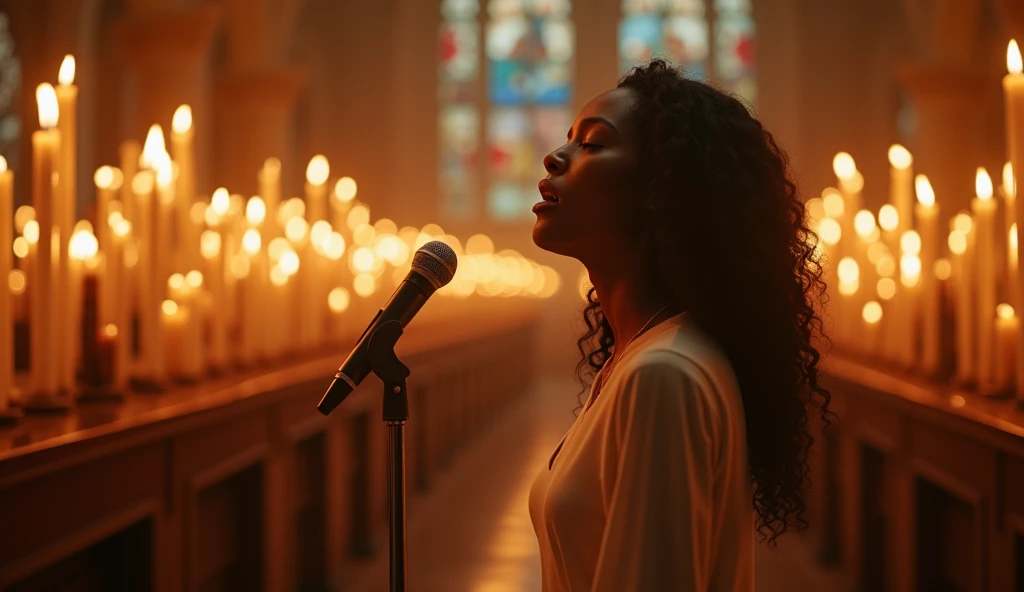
left=949, top=225, right=974, bottom=383
left=972, top=168, right=998, bottom=386
left=68, top=228, right=99, bottom=389
left=171, top=105, right=196, bottom=273
left=200, top=228, right=227, bottom=371
left=0, top=157, right=11, bottom=412
left=258, top=158, right=282, bottom=239
left=888, top=145, right=914, bottom=233
left=332, top=176, right=357, bottom=235
left=94, top=167, right=122, bottom=326
left=1011, top=224, right=1019, bottom=312
left=31, top=84, right=60, bottom=397
left=244, top=196, right=267, bottom=361
left=111, top=218, right=132, bottom=390
left=132, top=170, right=164, bottom=385
left=119, top=141, right=141, bottom=227
left=862, top=300, right=883, bottom=354
left=1004, top=39, right=1024, bottom=400
left=305, top=155, right=330, bottom=223
left=833, top=153, right=861, bottom=244
left=995, top=303, right=1019, bottom=390
left=160, top=299, right=185, bottom=375
left=836, top=257, right=860, bottom=349
left=899, top=252, right=922, bottom=368
left=56, top=56, right=77, bottom=396
left=915, top=175, right=941, bottom=374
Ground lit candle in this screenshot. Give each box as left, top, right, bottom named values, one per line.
left=899, top=249, right=922, bottom=369
left=862, top=300, right=883, bottom=354
left=305, top=155, right=330, bottom=223
left=915, top=175, right=940, bottom=374
left=30, top=83, right=61, bottom=400
left=1004, top=39, right=1024, bottom=399
left=160, top=299, right=186, bottom=374
left=837, top=256, right=860, bottom=349
left=888, top=144, right=914, bottom=229
left=258, top=158, right=282, bottom=238
left=972, top=168, right=997, bottom=387
left=995, top=304, right=1019, bottom=391
left=332, top=176, right=357, bottom=234
left=1011, top=224, right=1019, bottom=311
left=949, top=226, right=974, bottom=383
left=132, top=170, right=164, bottom=387
left=833, top=153, right=861, bottom=246
left=878, top=204, right=900, bottom=258
left=244, top=196, right=267, bottom=361
left=94, top=166, right=122, bottom=326
left=0, top=156, right=12, bottom=417
left=55, top=56, right=77, bottom=396
left=119, top=140, right=141, bottom=225
left=1003, top=163, right=1016, bottom=278
left=111, top=218, right=132, bottom=390
left=200, top=228, right=227, bottom=371
left=68, top=228, right=99, bottom=391
left=171, top=105, right=195, bottom=273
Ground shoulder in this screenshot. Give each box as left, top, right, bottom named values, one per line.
left=614, top=348, right=720, bottom=418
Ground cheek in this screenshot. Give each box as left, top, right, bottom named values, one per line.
left=568, top=157, right=639, bottom=228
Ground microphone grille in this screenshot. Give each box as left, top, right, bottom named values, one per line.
left=412, top=241, right=458, bottom=289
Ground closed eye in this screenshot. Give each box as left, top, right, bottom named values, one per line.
left=580, top=142, right=602, bottom=150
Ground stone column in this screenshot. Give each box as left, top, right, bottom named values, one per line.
left=213, top=68, right=306, bottom=197
left=896, top=63, right=991, bottom=214
left=115, top=4, right=221, bottom=195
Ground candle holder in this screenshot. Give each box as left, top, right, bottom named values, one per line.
left=21, top=392, right=72, bottom=414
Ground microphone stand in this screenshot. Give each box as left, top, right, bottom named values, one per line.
left=366, top=319, right=410, bottom=592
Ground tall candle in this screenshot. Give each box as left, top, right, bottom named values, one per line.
left=833, top=153, right=861, bottom=245
left=241, top=226, right=263, bottom=364
left=888, top=145, right=914, bottom=233
left=0, top=157, right=11, bottom=412
left=132, top=171, right=163, bottom=385
left=1011, top=224, right=1019, bottom=312
left=94, top=167, right=121, bottom=326
left=55, top=56, right=77, bottom=395
left=111, top=218, right=132, bottom=390
left=1004, top=39, right=1024, bottom=400
left=332, top=176, right=357, bottom=235
left=899, top=252, right=922, bottom=368
left=915, top=175, right=940, bottom=374
left=119, top=141, right=141, bottom=225
left=972, top=168, right=997, bottom=386
left=862, top=300, right=883, bottom=354
left=995, top=303, right=1019, bottom=390
left=949, top=225, right=974, bottom=383
left=878, top=204, right=901, bottom=259
left=171, top=105, right=196, bottom=273
left=68, top=228, right=99, bottom=388
left=200, top=228, right=227, bottom=371
left=258, top=158, right=282, bottom=239
left=1003, top=163, right=1016, bottom=277
left=305, top=155, right=329, bottom=223
left=31, top=84, right=60, bottom=397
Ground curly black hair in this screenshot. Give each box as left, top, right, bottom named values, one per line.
left=573, top=60, right=834, bottom=546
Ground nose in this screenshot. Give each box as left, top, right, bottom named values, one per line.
left=543, top=148, right=567, bottom=176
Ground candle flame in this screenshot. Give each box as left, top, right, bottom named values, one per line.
left=821, top=188, right=845, bottom=218
left=832, top=152, right=856, bottom=180
left=172, top=105, right=193, bottom=134
left=200, top=230, right=222, bottom=259
left=8, top=269, right=26, bottom=294
left=263, top=157, right=281, bottom=175
left=155, top=156, right=174, bottom=189
left=1009, top=40, right=1022, bottom=75
left=270, top=265, right=288, bottom=286
left=1004, top=162, right=1016, bottom=198
left=948, top=229, right=967, bottom=255
left=140, top=124, right=167, bottom=169
left=328, top=287, right=351, bottom=313
left=285, top=217, right=309, bottom=243
left=113, top=219, right=131, bottom=238
left=94, top=166, right=116, bottom=190
left=168, top=273, right=185, bottom=291
left=36, top=83, right=59, bottom=129
left=900, top=254, right=921, bottom=286
left=279, top=250, right=300, bottom=275
left=12, top=237, right=27, bottom=259
left=914, top=174, right=935, bottom=207
left=23, top=220, right=40, bottom=245
left=878, top=204, right=899, bottom=231
left=131, top=171, right=154, bottom=197
left=242, top=228, right=262, bottom=255
left=306, top=155, right=329, bottom=185
left=837, top=257, right=859, bottom=284
left=103, top=324, right=118, bottom=338
left=887, top=145, right=912, bottom=170
left=933, top=258, right=951, bottom=281
left=246, top=196, right=267, bottom=225
left=186, top=270, right=203, bottom=288
left=953, top=212, right=973, bottom=233
left=0, top=156, right=7, bottom=173
left=58, top=55, right=75, bottom=86
left=334, top=176, right=358, bottom=202
left=900, top=230, right=921, bottom=255
left=1011, top=224, right=1018, bottom=251
left=69, top=230, right=98, bottom=261
left=975, top=167, right=993, bottom=200
left=353, top=273, right=376, bottom=297
left=211, top=187, right=231, bottom=215
left=876, top=277, right=896, bottom=300
left=862, top=301, right=883, bottom=324
left=162, top=299, right=178, bottom=316
left=998, top=303, right=1016, bottom=320
left=853, top=210, right=876, bottom=238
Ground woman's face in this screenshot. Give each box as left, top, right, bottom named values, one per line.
left=532, top=88, right=643, bottom=260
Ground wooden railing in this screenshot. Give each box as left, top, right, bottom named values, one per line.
left=808, top=356, right=1024, bottom=592
left=0, top=302, right=540, bottom=592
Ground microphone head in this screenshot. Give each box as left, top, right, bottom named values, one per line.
left=411, top=241, right=458, bottom=290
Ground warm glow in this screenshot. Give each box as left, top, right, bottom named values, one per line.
left=8, top=269, right=25, bottom=294
left=285, top=217, right=309, bottom=243
left=817, top=218, right=841, bottom=246
left=172, top=105, right=193, bottom=134
left=23, top=220, right=40, bottom=245
left=326, top=233, right=347, bottom=260
left=1004, top=162, right=1016, bottom=198
left=838, top=280, right=859, bottom=296
left=14, top=206, right=35, bottom=234
left=352, top=247, right=375, bottom=273
left=310, top=220, right=333, bottom=248
left=867, top=241, right=889, bottom=265
left=12, top=237, right=27, bottom=258
left=124, top=244, right=138, bottom=268
left=68, top=230, right=98, bottom=261
left=186, top=270, right=203, bottom=288
left=1009, top=39, right=1022, bottom=75
left=876, top=254, right=896, bottom=278
left=878, top=204, right=899, bottom=231
left=268, top=237, right=290, bottom=261
left=934, top=258, right=952, bottom=281
left=74, top=219, right=94, bottom=235
left=837, top=257, right=859, bottom=284
left=862, top=301, right=883, bottom=324
left=210, top=187, right=231, bottom=216
left=242, top=228, right=262, bottom=255
left=833, top=152, right=857, bottom=179
left=103, top=324, right=118, bottom=338
left=200, top=230, right=221, bottom=259
left=352, top=223, right=375, bottom=247
left=915, top=175, right=935, bottom=207
left=997, top=303, right=1016, bottom=320
left=263, top=157, right=281, bottom=175
left=876, top=277, right=896, bottom=300
left=306, top=155, right=329, bottom=185
left=805, top=197, right=825, bottom=223
left=0, top=155, right=7, bottom=173
left=279, top=250, right=300, bottom=275
left=353, top=273, right=376, bottom=297
left=246, top=196, right=267, bottom=225
left=230, top=254, right=250, bottom=279
left=821, top=189, right=845, bottom=218
left=94, top=166, right=116, bottom=190
left=328, top=287, right=351, bottom=313
left=112, top=219, right=131, bottom=238
left=1011, top=224, right=1018, bottom=251
left=161, top=300, right=178, bottom=316
left=140, top=124, right=167, bottom=170
left=886, top=144, right=911, bottom=170
left=374, top=218, right=398, bottom=236
left=421, top=223, right=444, bottom=237
left=900, top=254, right=922, bottom=287
left=58, top=55, right=76, bottom=86
left=334, top=177, right=357, bottom=202
left=36, top=83, right=58, bottom=129
left=948, top=230, right=968, bottom=256
left=347, top=204, right=370, bottom=231
left=269, top=266, right=288, bottom=287
left=900, top=230, right=921, bottom=255
left=168, top=273, right=185, bottom=291
left=976, top=167, right=993, bottom=200
left=854, top=210, right=876, bottom=238
left=953, top=212, right=973, bottom=234
left=466, top=234, right=495, bottom=256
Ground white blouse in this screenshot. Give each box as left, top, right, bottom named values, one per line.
left=529, top=313, right=754, bottom=592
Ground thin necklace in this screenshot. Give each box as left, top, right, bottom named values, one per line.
left=593, top=302, right=675, bottom=399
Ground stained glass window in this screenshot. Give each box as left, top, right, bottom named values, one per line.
left=618, top=0, right=755, bottom=107
left=439, top=0, right=481, bottom=219
left=0, top=14, right=20, bottom=173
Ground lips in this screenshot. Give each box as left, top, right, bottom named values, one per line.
left=538, top=179, right=560, bottom=203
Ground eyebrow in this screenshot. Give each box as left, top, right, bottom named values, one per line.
left=567, top=116, right=618, bottom=140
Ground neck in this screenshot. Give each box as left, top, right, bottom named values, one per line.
left=584, top=251, right=675, bottom=352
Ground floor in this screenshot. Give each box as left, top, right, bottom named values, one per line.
left=347, top=374, right=849, bottom=592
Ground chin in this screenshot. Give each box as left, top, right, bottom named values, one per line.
left=531, top=217, right=575, bottom=258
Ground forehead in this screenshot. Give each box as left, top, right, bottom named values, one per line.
left=576, top=87, right=637, bottom=128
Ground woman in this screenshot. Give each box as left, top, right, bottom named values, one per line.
left=528, top=59, right=833, bottom=591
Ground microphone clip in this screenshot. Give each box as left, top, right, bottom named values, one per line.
left=367, top=319, right=411, bottom=423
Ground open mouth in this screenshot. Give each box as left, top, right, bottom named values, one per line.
left=538, top=180, right=560, bottom=203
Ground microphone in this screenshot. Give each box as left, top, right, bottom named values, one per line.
left=317, top=240, right=458, bottom=416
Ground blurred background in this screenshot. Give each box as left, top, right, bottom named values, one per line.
left=0, top=0, right=1022, bottom=591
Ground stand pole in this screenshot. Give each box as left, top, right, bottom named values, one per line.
left=366, top=320, right=410, bottom=592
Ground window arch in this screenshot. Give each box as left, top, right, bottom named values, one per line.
left=618, top=0, right=755, bottom=106
left=439, top=0, right=574, bottom=222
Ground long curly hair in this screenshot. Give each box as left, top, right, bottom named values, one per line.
left=574, top=60, right=833, bottom=546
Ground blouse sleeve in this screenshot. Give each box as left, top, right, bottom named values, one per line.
left=591, top=350, right=720, bottom=592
